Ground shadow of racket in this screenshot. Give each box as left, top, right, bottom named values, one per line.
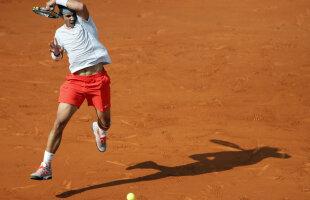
left=210, top=139, right=244, bottom=150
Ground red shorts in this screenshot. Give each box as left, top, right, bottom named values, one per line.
left=58, top=70, right=111, bottom=112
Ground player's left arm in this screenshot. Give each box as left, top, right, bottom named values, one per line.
left=49, top=38, right=64, bottom=61
left=46, top=0, right=89, bottom=20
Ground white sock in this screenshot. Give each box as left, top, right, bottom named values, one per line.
left=43, top=150, right=54, bottom=166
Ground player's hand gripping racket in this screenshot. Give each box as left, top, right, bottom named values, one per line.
left=32, top=6, right=59, bottom=19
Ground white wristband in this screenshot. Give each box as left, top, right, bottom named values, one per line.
left=56, top=0, right=68, bottom=7
left=51, top=52, right=62, bottom=61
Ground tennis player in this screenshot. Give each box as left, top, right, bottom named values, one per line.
left=30, top=0, right=111, bottom=180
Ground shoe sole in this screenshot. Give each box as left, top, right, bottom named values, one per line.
left=92, top=124, right=106, bottom=152
left=30, top=175, right=52, bottom=180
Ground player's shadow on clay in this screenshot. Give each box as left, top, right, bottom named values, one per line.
left=56, top=139, right=290, bottom=198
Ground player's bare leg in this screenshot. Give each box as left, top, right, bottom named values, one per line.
left=92, top=109, right=111, bottom=152
left=30, top=103, right=78, bottom=180
left=46, top=103, right=78, bottom=153
left=96, top=108, right=111, bottom=131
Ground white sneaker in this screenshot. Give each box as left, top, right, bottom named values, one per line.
left=30, top=162, right=52, bottom=180
left=92, top=122, right=107, bottom=152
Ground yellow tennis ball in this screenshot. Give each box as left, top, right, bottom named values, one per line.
left=127, top=193, right=135, bottom=200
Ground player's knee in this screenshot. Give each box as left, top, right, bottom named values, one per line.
left=53, top=119, right=67, bottom=131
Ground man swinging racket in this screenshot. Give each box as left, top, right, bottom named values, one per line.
left=30, top=0, right=112, bottom=180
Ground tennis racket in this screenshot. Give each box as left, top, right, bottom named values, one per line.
left=32, top=6, right=59, bottom=19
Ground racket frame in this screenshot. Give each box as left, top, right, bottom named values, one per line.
left=32, top=6, right=59, bottom=19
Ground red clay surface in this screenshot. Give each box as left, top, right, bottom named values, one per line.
left=0, top=0, right=310, bottom=199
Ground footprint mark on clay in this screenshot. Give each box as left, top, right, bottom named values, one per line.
left=208, top=184, right=224, bottom=198
left=165, top=134, right=174, bottom=142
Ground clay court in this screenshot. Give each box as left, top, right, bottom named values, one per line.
left=0, top=0, right=310, bottom=199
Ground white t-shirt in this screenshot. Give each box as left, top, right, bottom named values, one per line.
left=54, top=15, right=111, bottom=73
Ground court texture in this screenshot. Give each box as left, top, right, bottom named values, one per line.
left=0, top=0, right=309, bottom=199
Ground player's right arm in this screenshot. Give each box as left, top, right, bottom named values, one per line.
left=66, top=0, right=89, bottom=20
left=46, top=0, right=89, bottom=20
